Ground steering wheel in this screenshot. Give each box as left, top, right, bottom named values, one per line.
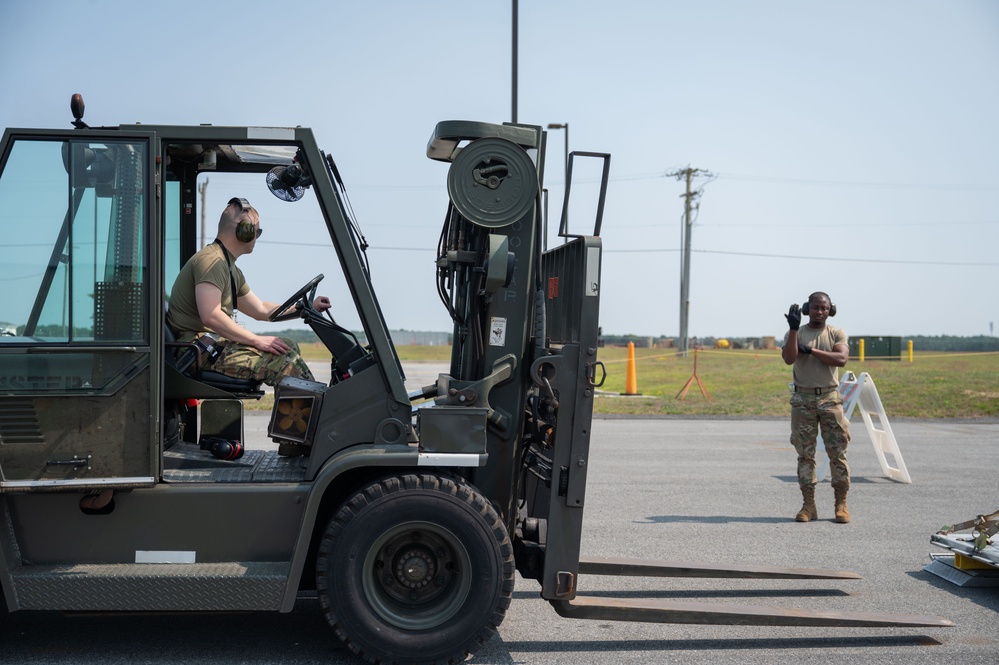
left=269, top=274, right=325, bottom=322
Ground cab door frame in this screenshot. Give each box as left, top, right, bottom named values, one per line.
left=0, top=127, right=162, bottom=492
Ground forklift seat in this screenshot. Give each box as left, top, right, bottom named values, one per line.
left=164, top=321, right=264, bottom=399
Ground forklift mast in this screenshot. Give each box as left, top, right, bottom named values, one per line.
left=423, top=121, right=609, bottom=598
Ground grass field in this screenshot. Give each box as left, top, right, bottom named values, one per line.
left=297, top=343, right=999, bottom=419
left=589, top=346, right=999, bottom=418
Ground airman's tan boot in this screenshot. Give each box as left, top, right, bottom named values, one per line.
left=834, top=487, right=851, bottom=523
left=795, top=485, right=818, bottom=522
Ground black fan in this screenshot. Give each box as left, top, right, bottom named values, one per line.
left=267, top=164, right=310, bottom=202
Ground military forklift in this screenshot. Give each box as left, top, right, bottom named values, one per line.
left=0, top=96, right=950, bottom=664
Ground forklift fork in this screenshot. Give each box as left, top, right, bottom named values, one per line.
left=548, top=555, right=953, bottom=628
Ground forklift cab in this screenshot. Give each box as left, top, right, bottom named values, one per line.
left=0, top=107, right=409, bottom=490
left=152, top=131, right=406, bottom=454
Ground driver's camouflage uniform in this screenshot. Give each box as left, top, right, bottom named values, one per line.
left=167, top=242, right=315, bottom=386
left=172, top=330, right=314, bottom=385
left=204, top=336, right=314, bottom=384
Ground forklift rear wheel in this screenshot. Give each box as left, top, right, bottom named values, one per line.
left=316, top=473, right=514, bottom=664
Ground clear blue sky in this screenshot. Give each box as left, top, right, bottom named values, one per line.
left=1, top=1, right=996, bottom=339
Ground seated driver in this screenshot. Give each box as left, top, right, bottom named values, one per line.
left=167, top=197, right=331, bottom=386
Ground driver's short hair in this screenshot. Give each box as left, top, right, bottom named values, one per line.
left=218, top=198, right=257, bottom=232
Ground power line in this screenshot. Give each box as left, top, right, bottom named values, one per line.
left=345, top=172, right=999, bottom=191
left=601, top=247, right=999, bottom=267
left=610, top=171, right=999, bottom=191
left=608, top=219, right=999, bottom=229
left=261, top=240, right=999, bottom=267
left=696, top=220, right=999, bottom=229
left=692, top=248, right=999, bottom=267
left=717, top=173, right=999, bottom=191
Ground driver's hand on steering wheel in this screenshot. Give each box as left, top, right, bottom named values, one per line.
left=313, top=295, right=331, bottom=313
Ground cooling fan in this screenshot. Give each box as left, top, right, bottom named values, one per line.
left=267, top=377, right=327, bottom=446
left=277, top=398, right=312, bottom=434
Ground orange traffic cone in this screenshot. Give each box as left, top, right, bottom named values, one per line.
left=624, top=342, right=638, bottom=395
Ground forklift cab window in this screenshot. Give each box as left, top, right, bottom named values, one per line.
left=161, top=139, right=368, bottom=389
left=0, top=137, right=149, bottom=392
left=164, top=180, right=182, bottom=294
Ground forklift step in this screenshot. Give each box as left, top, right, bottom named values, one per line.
left=551, top=595, right=955, bottom=628
left=579, top=555, right=862, bottom=580
left=12, top=561, right=289, bottom=612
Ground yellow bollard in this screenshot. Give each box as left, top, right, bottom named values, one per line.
left=859, top=338, right=865, bottom=363
left=908, top=339, right=913, bottom=363
left=624, top=341, right=638, bottom=395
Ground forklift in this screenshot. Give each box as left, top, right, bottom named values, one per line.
left=0, top=96, right=950, bottom=664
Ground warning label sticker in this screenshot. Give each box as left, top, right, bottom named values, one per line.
left=489, top=317, right=507, bottom=346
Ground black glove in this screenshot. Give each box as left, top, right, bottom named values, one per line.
left=797, top=342, right=812, bottom=355
left=785, top=304, right=801, bottom=331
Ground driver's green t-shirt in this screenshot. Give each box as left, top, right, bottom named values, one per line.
left=167, top=242, right=250, bottom=337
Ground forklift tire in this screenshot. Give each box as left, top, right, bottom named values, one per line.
left=316, top=473, right=514, bottom=665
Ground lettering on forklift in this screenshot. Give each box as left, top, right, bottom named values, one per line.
left=503, top=220, right=522, bottom=304
left=503, top=271, right=518, bottom=303
left=0, top=375, right=87, bottom=391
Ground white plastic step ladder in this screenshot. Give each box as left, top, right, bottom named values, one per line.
left=814, top=371, right=912, bottom=484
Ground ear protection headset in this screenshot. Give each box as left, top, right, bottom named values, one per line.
left=228, top=197, right=260, bottom=243
left=802, top=291, right=836, bottom=317
left=199, top=436, right=245, bottom=461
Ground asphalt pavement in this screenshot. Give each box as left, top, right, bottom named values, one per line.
left=1, top=381, right=996, bottom=664
left=474, top=416, right=999, bottom=665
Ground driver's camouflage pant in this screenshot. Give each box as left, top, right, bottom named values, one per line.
left=182, top=334, right=314, bottom=386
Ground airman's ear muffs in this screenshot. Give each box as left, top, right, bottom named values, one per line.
left=228, top=197, right=259, bottom=243
left=199, top=436, right=244, bottom=461
left=802, top=292, right=836, bottom=317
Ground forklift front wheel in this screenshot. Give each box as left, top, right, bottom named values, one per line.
left=316, top=473, right=515, bottom=664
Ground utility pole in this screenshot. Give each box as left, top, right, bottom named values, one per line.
left=511, top=0, right=518, bottom=123
left=666, top=167, right=714, bottom=357
left=198, top=178, right=209, bottom=249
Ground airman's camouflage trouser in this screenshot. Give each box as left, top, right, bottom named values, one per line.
left=790, top=390, right=851, bottom=491
left=182, top=334, right=314, bottom=386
